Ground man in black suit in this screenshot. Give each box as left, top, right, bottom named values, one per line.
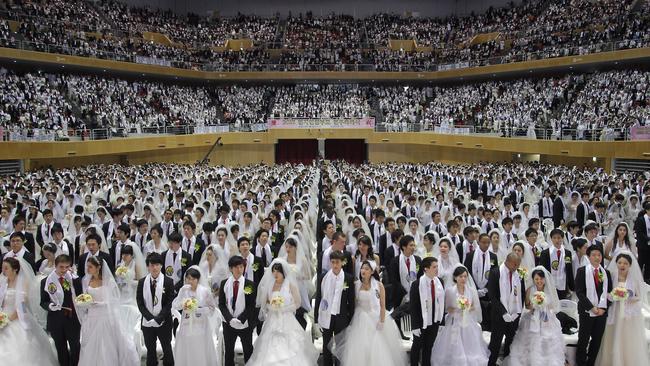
left=540, top=229, right=575, bottom=299
left=161, top=232, right=192, bottom=294
left=575, top=246, right=612, bottom=366
left=219, top=256, right=259, bottom=366
left=315, top=250, right=355, bottom=366
left=7, top=216, right=36, bottom=254
left=583, top=223, right=605, bottom=253
left=136, top=253, right=175, bottom=366
left=77, top=233, right=114, bottom=279
left=35, top=208, right=55, bottom=248
left=587, top=202, right=607, bottom=236
left=109, top=223, right=134, bottom=269
left=3, top=231, right=36, bottom=273
left=101, top=207, right=124, bottom=242
left=487, top=253, right=526, bottom=366
left=40, top=254, right=83, bottom=366
left=180, top=220, right=205, bottom=266
left=553, top=187, right=567, bottom=228
left=633, top=202, right=650, bottom=281
left=318, top=231, right=354, bottom=276
left=575, top=192, right=590, bottom=229
left=378, top=217, right=396, bottom=266
left=464, top=233, right=498, bottom=330
left=388, top=235, right=422, bottom=337
left=237, top=237, right=264, bottom=287
left=409, top=257, right=444, bottom=366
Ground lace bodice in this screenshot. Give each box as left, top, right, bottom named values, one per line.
left=357, top=289, right=375, bottom=313
left=1, top=288, right=16, bottom=313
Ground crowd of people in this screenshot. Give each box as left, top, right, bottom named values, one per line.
left=1, top=0, right=649, bottom=71
left=2, top=66, right=650, bottom=140
left=0, top=160, right=649, bottom=366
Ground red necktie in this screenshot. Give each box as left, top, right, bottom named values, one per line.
left=232, top=279, right=239, bottom=308
left=509, top=271, right=513, bottom=290
left=482, top=253, right=486, bottom=274
left=430, top=279, right=436, bottom=314
left=469, top=243, right=474, bottom=252
left=593, top=268, right=600, bottom=285
left=243, top=259, right=248, bottom=274
left=557, top=249, right=562, bottom=266
left=406, top=257, right=411, bottom=271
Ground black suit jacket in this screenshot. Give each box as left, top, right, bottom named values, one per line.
left=77, top=251, right=114, bottom=279
left=487, top=266, right=526, bottom=320
left=388, top=255, right=422, bottom=308
left=161, top=249, right=193, bottom=293
left=136, top=275, right=175, bottom=326
left=35, top=223, right=53, bottom=247
left=553, top=196, right=565, bottom=227
left=463, top=251, right=498, bottom=290
left=576, top=203, right=588, bottom=228
left=186, top=237, right=206, bottom=266
left=409, top=276, right=444, bottom=330
left=218, top=278, right=259, bottom=327
left=539, top=247, right=575, bottom=292
left=634, top=215, right=649, bottom=249
left=40, top=276, right=83, bottom=332
left=575, top=266, right=612, bottom=314
left=314, top=272, right=355, bottom=332
left=6, top=232, right=36, bottom=254
left=383, top=245, right=400, bottom=269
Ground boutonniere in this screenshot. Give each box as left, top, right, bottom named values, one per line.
left=490, top=259, right=496, bottom=266
left=62, top=279, right=71, bottom=291
left=342, top=258, right=348, bottom=266
left=597, top=270, right=605, bottom=283
left=252, top=263, right=260, bottom=272
left=194, top=243, right=201, bottom=253
left=564, top=257, right=572, bottom=264
left=516, top=267, right=528, bottom=279
left=181, top=258, right=188, bottom=266
left=551, top=260, right=560, bottom=271
left=342, top=282, right=349, bottom=290
left=416, top=264, right=420, bottom=273
left=165, top=266, right=174, bottom=276
left=243, top=285, right=253, bottom=295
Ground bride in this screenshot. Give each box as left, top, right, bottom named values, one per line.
left=172, top=265, right=220, bottom=366
left=0, top=257, right=58, bottom=365
left=333, top=260, right=407, bottom=366
left=77, top=257, right=140, bottom=366
left=431, top=264, right=490, bottom=366
left=247, top=258, right=319, bottom=366
left=502, top=266, right=565, bottom=366
left=595, top=251, right=650, bottom=366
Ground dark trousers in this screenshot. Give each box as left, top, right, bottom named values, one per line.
left=479, top=295, right=491, bottom=331
left=557, top=289, right=570, bottom=300
left=50, top=319, right=81, bottom=366
left=223, top=323, right=254, bottom=366
left=488, top=315, right=520, bottom=366
left=576, top=313, right=607, bottom=366
left=142, top=322, right=174, bottom=366
left=322, top=316, right=348, bottom=366
left=410, top=325, right=439, bottom=366
left=391, top=302, right=410, bottom=337
left=295, top=307, right=307, bottom=329
left=638, top=245, right=650, bottom=282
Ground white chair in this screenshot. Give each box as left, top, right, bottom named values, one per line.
left=559, top=299, right=579, bottom=324
left=400, top=313, right=412, bottom=339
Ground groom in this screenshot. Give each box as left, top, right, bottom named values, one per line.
left=219, top=255, right=258, bottom=366
left=40, top=254, right=82, bottom=366
left=136, top=252, right=175, bottom=366
left=315, top=250, right=355, bottom=366
left=575, top=245, right=612, bottom=366
left=409, top=256, right=444, bottom=366
left=487, top=252, right=525, bottom=366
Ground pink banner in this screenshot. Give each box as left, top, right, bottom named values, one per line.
left=267, top=118, right=375, bottom=129
left=630, top=126, right=650, bottom=140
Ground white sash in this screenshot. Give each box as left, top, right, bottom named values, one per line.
left=418, top=275, right=444, bottom=329
left=499, top=264, right=522, bottom=316
left=585, top=263, right=608, bottom=317
left=142, top=274, right=164, bottom=328
left=164, top=249, right=182, bottom=284
left=472, top=250, right=491, bottom=289
left=398, top=253, right=417, bottom=295
left=318, top=270, right=344, bottom=329
left=224, top=276, right=245, bottom=319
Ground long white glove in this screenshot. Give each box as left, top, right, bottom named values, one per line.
left=49, top=303, right=62, bottom=311
left=502, top=313, right=513, bottom=322
left=412, top=329, right=421, bottom=337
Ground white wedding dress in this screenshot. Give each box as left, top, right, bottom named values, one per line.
left=247, top=284, right=319, bottom=366
left=172, top=285, right=220, bottom=366
left=0, top=288, right=58, bottom=365
left=116, top=262, right=142, bottom=345
left=503, top=295, right=565, bottom=366
left=431, top=285, right=490, bottom=366
left=334, top=283, right=408, bottom=366
left=78, top=286, right=140, bottom=366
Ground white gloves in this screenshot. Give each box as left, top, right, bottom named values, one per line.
left=376, top=322, right=384, bottom=331
left=477, top=288, right=488, bottom=297
left=412, top=329, right=421, bottom=337
left=49, top=303, right=62, bottom=311
left=229, top=318, right=247, bottom=330
left=502, top=313, right=513, bottom=322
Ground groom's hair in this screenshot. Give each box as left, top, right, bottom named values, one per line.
left=586, top=245, right=604, bottom=257
left=228, top=255, right=245, bottom=268
left=421, top=256, right=437, bottom=270
left=54, top=254, right=72, bottom=265
left=329, top=250, right=345, bottom=262
left=145, top=252, right=163, bottom=266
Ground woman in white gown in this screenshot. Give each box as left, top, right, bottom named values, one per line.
left=247, top=258, right=319, bottom=366
left=0, top=257, right=58, bottom=365
left=437, top=238, right=460, bottom=284
left=172, top=265, right=220, bottom=366
left=198, top=244, right=229, bottom=302
left=77, top=257, right=139, bottom=366
left=503, top=266, right=565, bottom=366
left=115, top=244, right=146, bottom=346
left=595, top=251, right=650, bottom=366
left=431, top=264, right=490, bottom=366
left=334, top=260, right=407, bottom=366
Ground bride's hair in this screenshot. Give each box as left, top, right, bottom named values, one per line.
left=531, top=269, right=546, bottom=280
left=359, top=260, right=380, bottom=282
left=452, top=266, right=468, bottom=282
left=87, top=256, right=103, bottom=279
left=271, top=263, right=285, bottom=278
left=615, top=253, right=633, bottom=266
left=284, top=237, right=298, bottom=248
left=185, top=268, right=201, bottom=281
left=355, top=236, right=374, bottom=258
left=3, top=257, right=20, bottom=274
